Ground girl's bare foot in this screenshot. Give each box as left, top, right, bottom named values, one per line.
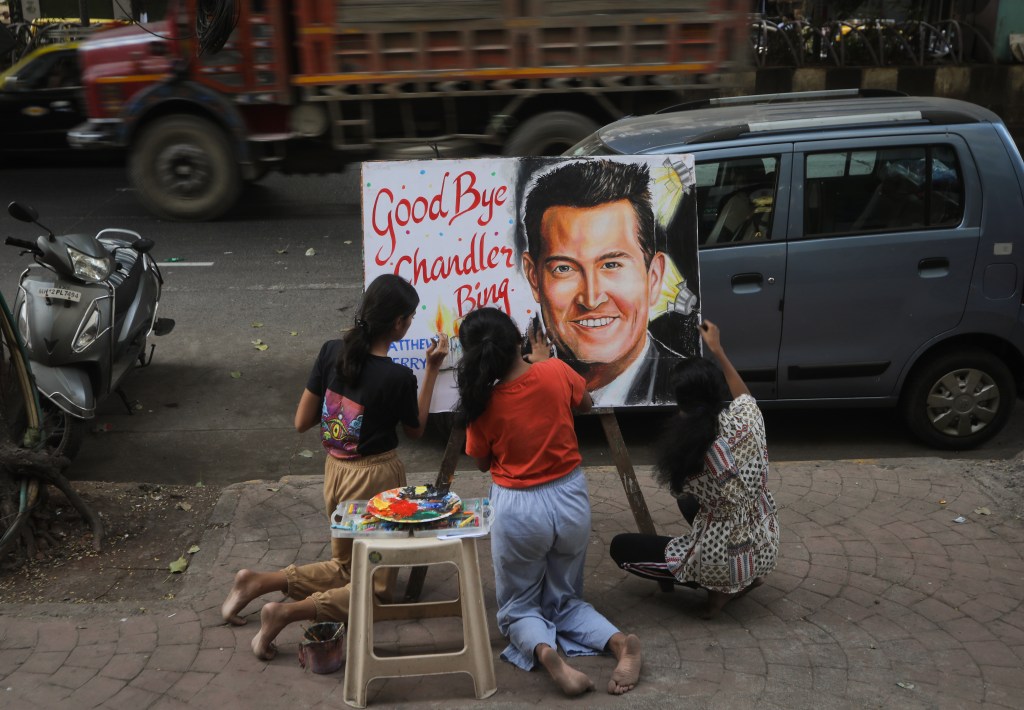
left=536, top=644, right=594, bottom=697
left=702, top=577, right=764, bottom=620
left=250, top=601, right=289, bottom=661
left=222, top=569, right=258, bottom=625
left=250, top=631, right=277, bottom=661
left=607, top=633, right=642, bottom=694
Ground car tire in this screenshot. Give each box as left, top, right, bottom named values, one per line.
left=502, top=111, right=601, bottom=157
left=130, top=115, right=241, bottom=221
left=901, top=348, right=1015, bottom=450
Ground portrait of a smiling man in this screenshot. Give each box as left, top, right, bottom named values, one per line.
left=521, top=159, right=689, bottom=406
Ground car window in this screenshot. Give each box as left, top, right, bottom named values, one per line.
left=695, top=155, right=779, bottom=248
left=804, top=144, right=964, bottom=237
left=11, top=52, right=79, bottom=90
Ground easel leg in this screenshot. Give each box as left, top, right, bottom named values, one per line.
left=597, top=411, right=674, bottom=591
left=403, top=421, right=467, bottom=602
left=597, top=411, right=657, bottom=536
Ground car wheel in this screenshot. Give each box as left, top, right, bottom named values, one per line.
left=502, top=111, right=600, bottom=157
left=130, top=115, right=241, bottom=221
left=902, top=348, right=1015, bottom=450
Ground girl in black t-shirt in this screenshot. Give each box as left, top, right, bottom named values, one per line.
left=221, top=274, right=448, bottom=660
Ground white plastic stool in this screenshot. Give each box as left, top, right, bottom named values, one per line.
left=343, top=536, right=497, bottom=708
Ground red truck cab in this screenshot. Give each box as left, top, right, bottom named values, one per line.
left=70, top=0, right=747, bottom=221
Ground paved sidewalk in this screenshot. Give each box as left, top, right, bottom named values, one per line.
left=2, top=458, right=1023, bottom=709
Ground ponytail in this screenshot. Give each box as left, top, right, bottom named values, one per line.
left=337, top=274, right=419, bottom=386
left=455, top=308, right=521, bottom=423
left=655, top=357, right=729, bottom=495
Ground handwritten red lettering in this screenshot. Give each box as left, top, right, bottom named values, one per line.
left=455, top=278, right=511, bottom=316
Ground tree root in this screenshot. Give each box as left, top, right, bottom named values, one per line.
left=0, top=442, right=104, bottom=556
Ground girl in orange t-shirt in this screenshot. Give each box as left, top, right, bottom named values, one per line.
left=457, top=307, right=642, bottom=697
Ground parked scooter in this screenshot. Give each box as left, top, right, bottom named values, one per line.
left=4, top=202, right=174, bottom=459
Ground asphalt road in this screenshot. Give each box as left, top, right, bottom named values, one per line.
left=1, top=157, right=1021, bottom=486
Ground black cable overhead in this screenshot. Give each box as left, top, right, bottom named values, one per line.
left=196, top=0, right=239, bottom=56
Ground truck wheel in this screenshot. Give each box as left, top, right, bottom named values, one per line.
left=901, top=348, right=1015, bottom=450
left=130, top=115, right=241, bottom=221
left=502, top=112, right=601, bottom=157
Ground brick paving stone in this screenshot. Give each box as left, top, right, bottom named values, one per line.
left=130, top=668, right=183, bottom=695
left=48, top=663, right=98, bottom=689
left=32, top=623, right=77, bottom=653
left=11, top=680, right=73, bottom=706
left=69, top=674, right=126, bottom=707
left=155, top=620, right=200, bottom=647
left=115, top=632, right=157, bottom=655
left=0, top=619, right=39, bottom=648
left=66, top=642, right=116, bottom=669
left=76, top=625, right=120, bottom=646
left=0, top=647, right=31, bottom=676
left=145, top=645, right=197, bottom=673
left=165, top=670, right=214, bottom=702
left=958, top=598, right=1009, bottom=624
left=811, top=666, right=848, bottom=693
left=23, top=650, right=70, bottom=674
left=198, top=626, right=235, bottom=650
left=934, top=670, right=987, bottom=704
left=103, top=684, right=160, bottom=709
left=119, top=617, right=158, bottom=636
left=99, top=653, right=148, bottom=681
left=189, top=648, right=231, bottom=674
left=945, top=616, right=1001, bottom=643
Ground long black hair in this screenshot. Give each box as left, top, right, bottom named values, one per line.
left=337, top=274, right=419, bottom=387
left=455, top=307, right=521, bottom=423
left=655, top=357, right=730, bottom=495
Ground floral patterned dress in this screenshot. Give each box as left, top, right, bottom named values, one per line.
left=664, top=394, right=779, bottom=593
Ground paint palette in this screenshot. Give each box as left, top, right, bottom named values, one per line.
left=366, top=485, right=462, bottom=523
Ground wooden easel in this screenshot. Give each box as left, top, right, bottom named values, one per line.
left=403, top=409, right=656, bottom=601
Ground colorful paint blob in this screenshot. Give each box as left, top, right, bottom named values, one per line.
left=367, top=486, right=462, bottom=523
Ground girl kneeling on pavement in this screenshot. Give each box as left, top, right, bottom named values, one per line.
left=456, top=307, right=642, bottom=696
left=609, top=320, right=779, bottom=619
left=221, top=274, right=448, bottom=659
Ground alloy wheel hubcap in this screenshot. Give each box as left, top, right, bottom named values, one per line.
left=925, top=367, right=1000, bottom=438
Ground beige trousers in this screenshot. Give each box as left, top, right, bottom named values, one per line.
left=282, top=449, right=406, bottom=621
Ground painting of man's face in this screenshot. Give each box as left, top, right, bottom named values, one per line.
left=523, top=199, right=665, bottom=388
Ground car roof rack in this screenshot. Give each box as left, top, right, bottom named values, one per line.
left=654, top=88, right=909, bottom=115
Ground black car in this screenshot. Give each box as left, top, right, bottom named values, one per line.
left=0, top=42, right=85, bottom=153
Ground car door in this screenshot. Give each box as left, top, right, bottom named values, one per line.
left=689, top=145, right=792, bottom=401
left=0, top=48, right=83, bottom=152
left=778, top=135, right=981, bottom=401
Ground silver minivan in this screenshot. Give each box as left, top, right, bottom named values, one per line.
left=570, top=90, right=1024, bottom=449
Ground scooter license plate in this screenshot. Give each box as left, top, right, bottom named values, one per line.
left=40, top=287, right=82, bottom=303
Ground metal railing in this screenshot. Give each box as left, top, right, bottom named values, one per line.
left=749, top=17, right=997, bottom=68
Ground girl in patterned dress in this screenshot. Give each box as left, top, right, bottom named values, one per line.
left=609, top=320, right=779, bottom=619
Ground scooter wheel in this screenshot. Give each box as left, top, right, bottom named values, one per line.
left=10, top=397, right=85, bottom=461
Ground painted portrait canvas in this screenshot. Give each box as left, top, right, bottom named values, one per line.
left=362, top=155, right=699, bottom=410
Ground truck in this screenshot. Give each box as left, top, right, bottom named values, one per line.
left=69, top=0, right=748, bottom=221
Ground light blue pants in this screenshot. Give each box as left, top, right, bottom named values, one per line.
left=490, top=467, right=620, bottom=671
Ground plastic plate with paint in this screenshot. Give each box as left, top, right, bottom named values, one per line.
left=367, top=485, right=462, bottom=523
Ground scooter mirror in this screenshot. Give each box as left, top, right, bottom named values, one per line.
left=7, top=202, right=38, bottom=223
left=134, top=238, right=156, bottom=253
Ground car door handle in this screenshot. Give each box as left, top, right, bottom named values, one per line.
left=731, top=272, right=765, bottom=294
left=918, top=257, right=949, bottom=278
left=50, top=100, right=71, bottom=110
